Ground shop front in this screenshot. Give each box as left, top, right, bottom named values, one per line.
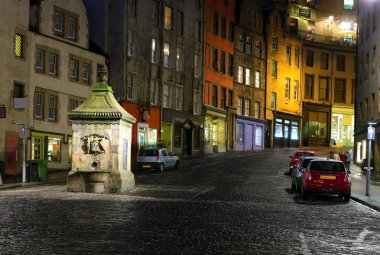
left=331, top=105, right=354, bottom=148
left=204, top=107, right=227, bottom=154
left=302, top=103, right=331, bottom=147
left=273, top=112, right=301, bottom=148
left=235, top=116, right=265, bottom=151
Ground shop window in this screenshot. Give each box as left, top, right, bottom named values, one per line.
left=255, top=126, right=263, bottom=146
left=194, top=126, right=200, bottom=149
left=32, top=137, right=42, bottom=160
left=237, top=123, right=244, bottom=144
left=275, top=119, right=283, bottom=138
left=48, top=138, right=61, bottom=162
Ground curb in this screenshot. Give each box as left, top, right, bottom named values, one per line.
left=351, top=196, right=380, bottom=212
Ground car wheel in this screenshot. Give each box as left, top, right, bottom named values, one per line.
left=343, top=194, right=351, bottom=203
left=295, top=180, right=300, bottom=192
left=301, top=186, right=307, bottom=199
left=159, top=164, right=164, bottom=172
left=174, top=161, right=179, bottom=170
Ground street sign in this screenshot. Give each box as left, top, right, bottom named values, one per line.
left=368, top=126, right=375, bottom=140
left=364, top=167, right=373, bottom=170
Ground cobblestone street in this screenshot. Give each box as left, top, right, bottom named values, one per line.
left=1, top=149, right=380, bottom=254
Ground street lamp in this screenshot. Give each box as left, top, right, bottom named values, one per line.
left=12, top=121, right=26, bottom=183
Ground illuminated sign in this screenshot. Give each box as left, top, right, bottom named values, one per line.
left=344, top=0, right=354, bottom=9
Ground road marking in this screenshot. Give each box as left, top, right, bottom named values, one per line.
left=299, top=233, right=312, bottom=255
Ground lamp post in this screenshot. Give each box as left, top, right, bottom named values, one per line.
left=366, top=122, right=376, bottom=196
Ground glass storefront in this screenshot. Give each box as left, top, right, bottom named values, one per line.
left=138, top=124, right=157, bottom=150
left=31, top=132, right=63, bottom=162
left=204, top=114, right=226, bottom=153
left=274, top=117, right=300, bottom=147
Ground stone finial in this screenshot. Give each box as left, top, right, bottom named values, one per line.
left=98, top=67, right=109, bottom=84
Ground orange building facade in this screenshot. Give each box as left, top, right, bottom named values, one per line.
left=203, top=0, right=236, bottom=153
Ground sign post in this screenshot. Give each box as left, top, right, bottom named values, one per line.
left=366, top=123, right=376, bottom=196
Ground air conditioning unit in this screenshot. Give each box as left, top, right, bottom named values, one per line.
left=13, top=97, right=26, bottom=109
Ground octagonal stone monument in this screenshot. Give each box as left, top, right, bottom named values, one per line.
left=67, top=68, right=136, bottom=193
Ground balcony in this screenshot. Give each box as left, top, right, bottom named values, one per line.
left=285, top=25, right=357, bottom=48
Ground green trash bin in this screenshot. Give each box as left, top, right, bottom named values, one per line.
left=38, top=159, right=47, bottom=181
left=0, top=161, right=4, bottom=181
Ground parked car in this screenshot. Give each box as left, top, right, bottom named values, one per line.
left=288, top=150, right=316, bottom=173
left=299, top=159, right=351, bottom=202
left=291, top=156, right=325, bottom=191
left=136, top=148, right=179, bottom=172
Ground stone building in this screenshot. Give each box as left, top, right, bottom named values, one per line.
left=0, top=0, right=105, bottom=182
left=85, top=0, right=204, bottom=164
left=355, top=0, right=380, bottom=172
left=233, top=0, right=266, bottom=151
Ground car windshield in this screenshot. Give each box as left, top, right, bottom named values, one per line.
left=139, top=150, right=158, bottom=156
left=296, top=152, right=314, bottom=157
left=309, top=161, right=346, bottom=172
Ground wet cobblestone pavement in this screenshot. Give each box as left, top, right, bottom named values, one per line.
left=1, top=150, right=380, bottom=254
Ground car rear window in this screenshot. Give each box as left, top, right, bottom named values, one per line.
left=309, top=161, right=346, bottom=172
left=301, top=159, right=314, bottom=168
left=296, top=152, right=314, bottom=157
left=139, top=150, right=158, bottom=156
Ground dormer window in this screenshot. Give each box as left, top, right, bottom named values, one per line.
left=67, top=16, right=77, bottom=40
left=53, top=7, right=78, bottom=42
left=54, top=11, right=64, bottom=36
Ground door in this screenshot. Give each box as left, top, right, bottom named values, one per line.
left=246, top=124, right=253, bottom=151
left=5, top=134, right=18, bottom=175
left=185, top=129, right=192, bottom=155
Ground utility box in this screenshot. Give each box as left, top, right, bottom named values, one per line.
left=26, top=160, right=39, bottom=182
left=38, top=159, right=47, bottom=181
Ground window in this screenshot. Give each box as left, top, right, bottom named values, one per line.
left=53, top=11, right=64, bottom=36
left=251, top=11, right=256, bottom=26
left=14, top=83, right=25, bottom=98
left=255, top=126, right=263, bottom=146
left=285, top=78, right=290, bottom=99
left=238, top=98, right=243, bottom=115
left=295, top=48, right=299, bottom=68
left=14, top=34, right=24, bottom=58
left=178, top=11, right=184, bottom=36
left=239, top=34, right=245, bottom=52
left=246, top=36, right=252, bottom=55
left=286, top=45, right=291, bottom=65
left=334, top=79, right=346, bottom=103
left=35, top=92, right=44, bottom=119
left=163, top=43, right=171, bottom=68
left=212, top=48, right=218, bottom=71
left=127, top=74, right=135, bottom=100
left=294, top=80, right=299, bottom=101
left=255, top=41, right=261, bottom=58
left=82, top=63, right=90, bottom=84
left=49, top=53, right=58, bottom=76
left=337, top=55, right=345, bottom=71
left=48, top=95, right=57, bottom=121
left=306, top=50, right=313, bottom=67
left=69, top=99, right=78, bottom=112
left=272, top=60, right=277, bottom=78
left=67, top=16, right=77, bottom=40
left=163, top=84, right=170, bottom=108
left=194, top=53, right=201, bottom=78
left=212, top=85, right=218, bottom=107
left=150, top=80, right=158, bottom=105
left=238, top=66, right=244, bottom=83
left=245, top=68, right=251, bottom=85
left=153, top=0, right=160, bottom=25
left=213, top=13, right=219, bottom=35
left=305, top=74, right=314, bottom=99
left=321, top=52, right=329, bottom=69
left=194, top=90, right=201, bottom=114
left=255, top=71, right=261, bottom=88
left=228, top=54, right=233, bottom=76
left=220, top=51, right=226, bottom=74
left=69, top=59, right=79, bottom=80
left=176, top=47, right=184, bottom=72
left=221, top=88, right=226, bottom=109
left=271, top=92, right=276, bottom=109
left=175, top=85, right=183, bottom=110
left=174, top=122, right=181, bottom=148
left=128, top=0, right=136, bottom=16
left=244, top=99, right=250, bottom=117
left=36, top=49, right=45, bottom=72
left=228, top=90, right=233, bottom=106
left=319, top=77, right=328, bottom=101
left=237, top=122, right=244, bottom=143
left=164, top=6, right=173, bottom=30
left=221, top=17, right=226, bottom=39
left=128, top=30, right=135, bottom=57
left=229, top=21, right=234, bottom=41
left=47, top=138, right=61, bottom=162
left=254, top=102, right=260, bottom=118
left=272, top=36, right=278, bottom=51
left=151, top=39, right=158, bottom=63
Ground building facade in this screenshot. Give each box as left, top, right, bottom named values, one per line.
left=356, top=0, right=380, bottom=173
left=0, top=0, right=106, bottom=182
left=233, top=0, right=266, bottom=151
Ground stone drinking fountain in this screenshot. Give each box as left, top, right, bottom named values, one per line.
left=67, top=68, right=136, bottom=193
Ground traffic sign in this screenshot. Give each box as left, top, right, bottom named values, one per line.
left=368, top=126, right=375, bottom=140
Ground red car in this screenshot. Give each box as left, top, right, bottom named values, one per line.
left=289, top=150, right=316, bottom=173
left=300, top=159, right=351, bottom=202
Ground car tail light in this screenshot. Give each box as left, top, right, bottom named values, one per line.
left=304, top=171, right=312, bottom=181
left=344, top=174, right=351, bottom=183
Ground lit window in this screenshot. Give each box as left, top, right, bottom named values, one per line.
left=48, top=95, right=57, bottom=121
left=47, top=138, right=61, bottom=162
left=245, top=68, right=251, bottom=85
left=238, top=66, right=244, bottom=83
left=164, top=6, right=173, bottom=30
left=163, top=43, right=171, bottom=67
left=15, top=34, right=24, bottom=57
left=36, top=49, right=45, bottom=72
left=152, top=39, right=158, bottom=63
left=255, top=71, right=261, bottom=88
left=176, top=48, right=184, bottom=72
